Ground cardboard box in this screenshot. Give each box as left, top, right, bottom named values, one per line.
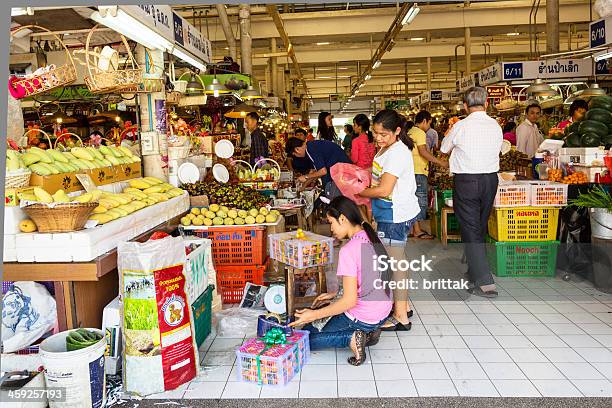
left=29, top=163, right=143, bottom=193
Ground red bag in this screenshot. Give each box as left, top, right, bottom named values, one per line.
left=330, top=163, right=371, bottom=208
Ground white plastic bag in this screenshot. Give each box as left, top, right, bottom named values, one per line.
left=595, top=0, right=612, bottom=18
left=214, top=307, right=263, bottom=338
left=6, top=94, right=24, bottom=145
left=2, top=282, right=56, bottom=353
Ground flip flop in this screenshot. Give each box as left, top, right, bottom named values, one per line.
left=381, top=316, right=412, bottom=332
left=348, top=330, right=367, bottom=366
left=416, top=232, right=434, bottom=240
left=467, top=286, right=498, bottom=298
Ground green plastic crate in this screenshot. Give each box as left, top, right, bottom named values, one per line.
left=432, top=211, right=461, bottom=242
left=486, top=237, right=559, bottom=278
left=434, top=189, right=454, bottom=214
left=192, top=284, right=213, bottom=348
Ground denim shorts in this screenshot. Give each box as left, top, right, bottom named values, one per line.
left=377, top=217, right=417, bottom=246
left=415, top=174, right=428, bottom=221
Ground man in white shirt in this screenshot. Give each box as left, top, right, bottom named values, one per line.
left=516, top=103, right=544, bottom=158
left=441, top=87, right=503, bottom=298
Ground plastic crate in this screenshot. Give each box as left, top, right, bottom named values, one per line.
left=494, top=183, right=530, bottom=207
left=431, top=211, right=461, bottom=242
left=236, top=330, right=309, bottom=386
left=486, top=237, right=559, bottom=277
left=216, top=261, right=267, bottom=304
left=184, top=238, right=213, bottom=304
left=184, top=225, right=266, bottom=266
left=488, top=207, right=560, bottom=242
left=268, top=231, right=334, bottom=269
left=529, top=182, right=568, bottom=207
left=192, top=285, right=213, bottom=348
left=434, top=190, right=454, bottom=213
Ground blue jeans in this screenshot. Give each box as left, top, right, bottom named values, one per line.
left=303, top=313, right=384, bottom=350
left=377, top=217, right=417, bottom=246
left=415, top=174, right=428, bottom=221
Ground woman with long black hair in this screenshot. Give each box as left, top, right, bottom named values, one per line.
left=317, top=111, right=337, bottom=142
left=351, top=113, right=376, bottom=169
left=289, top=196, right=393, bottom=366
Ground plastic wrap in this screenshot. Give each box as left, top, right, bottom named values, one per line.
left=214, top=307, right=263, bottom=338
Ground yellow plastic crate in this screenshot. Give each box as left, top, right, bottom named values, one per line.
left=488, top=207, right=560, bottom=242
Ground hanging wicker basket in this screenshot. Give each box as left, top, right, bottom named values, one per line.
left=23, top=202, right=98, bottom=233
left=8, top=25, right=77, bottom=99
left=120, top=50, right=165, bottom=94
left=54, top=132, right=84, bottom=151
left=84, top=24, right=143, bottom=94
left=5, top=168, right=31, bottom=189
left=21, top=128, right=53, bottom=149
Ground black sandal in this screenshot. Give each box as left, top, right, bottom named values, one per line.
left=365, top=329, right=381, bottom=347
left=407, top=310, right=414, bottom=319
left=348, top=330, right=367, bottom=366
left=380, top=316, right=412, bottom=332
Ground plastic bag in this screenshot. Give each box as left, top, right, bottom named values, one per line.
left=7, top=94, right=24, bottom=145
left=214, top=307, right=263, bottom=338
left=330, top=163, right=372, bottom=207
left=558, top=206, right=592, bottom=278
left=595, top=0, right=612, bottom=18
left=2, top=282, right=56, bottom=353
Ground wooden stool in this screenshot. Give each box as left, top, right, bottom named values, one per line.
left=285, top=265, right=327, bottom=316
left=278, top=207, right=307, bottom=231
left=441, top=207, right=461, bottom=247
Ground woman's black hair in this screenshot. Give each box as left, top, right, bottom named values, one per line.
left=372, top=109, right=415, bottom=150
left=503, top=121, right=516, bottom=133
left=568, top=99, right=588, bottom=117
left=318, top=111, right=336, bottom=141
left=295, top=128, right=307, bottom=137
left=285, top=137, right=306, bottom=157
left=325, top=196, right=391, bottom=297
left=344, top=124, right=354, bottom=135
left=353, top=113, right=374, bottom=143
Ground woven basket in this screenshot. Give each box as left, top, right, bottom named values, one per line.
left=5, top=168, right=31, bottom=189
left=23, top=202, right=98, bottom=233
left=8, top=25, right=77, bottom=99
left=120, top=50, right=165, bottom=94
left=21, top=128, right=53, bottom=149
left=54, top=132, right=83, bottom=150
left=84, top=25, right=143, bottom=94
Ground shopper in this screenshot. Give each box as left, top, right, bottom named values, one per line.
left=351, top=114, right=376, bottom=170
left=287, top=128, right=313, bottom=175
left=358, top=109, right=420, bottom=331
left=342, top=124, right=355, bottom=155
left=409, top=110, right=449, bottom=240
left=317, top=111, right=337, bottom=142
left=289, top=197, right=392, bottom=365
left=307, top=128, right=315, bottom=142
left=558, top=99, right=588, bottom=130
left=503, top=121, right=517, bottom=145
left=516, top=103, right=544, bottom=158
left=440, top=86, right=503, bottom=298
left=285, top=137, right=350, bottom=199
left=426, top=117, right=439, bottom=151
left=246, top=112, right=269, bottom=165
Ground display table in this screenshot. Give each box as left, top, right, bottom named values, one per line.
left=2, top=215, right=182, bottom=331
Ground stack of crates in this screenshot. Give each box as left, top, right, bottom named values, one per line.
left=486, top=181, right=567, bottom=277
left=431, top=189, right=461, bottom=242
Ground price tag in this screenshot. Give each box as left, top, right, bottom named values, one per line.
left=75, top=173, right=97, bottom=192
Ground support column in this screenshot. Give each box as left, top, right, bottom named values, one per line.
left=215, top=4, right=237, bottom=61
left=464, top=26, right=472, bottom=76
left=426, top=57, right=432, bottom=92
left=404, top=60, right=409, bottom=101
left=546, top=0, right=560, bottom=55
left=285, top=67, right=292, bottom=117
left=270, top=37, right=278, bottom=96
left=239, top=4, right=252, bottom=75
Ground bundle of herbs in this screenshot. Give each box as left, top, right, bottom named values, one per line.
left=569, top=185, right=612, bottom=212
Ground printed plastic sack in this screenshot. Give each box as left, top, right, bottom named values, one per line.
left=2, top=282, right=57, bottom=353
left=330, top=162, right=372, bottom=207
left=118, top=236, right=198, bottom=396
left=595, top=0, right=612, bottom=18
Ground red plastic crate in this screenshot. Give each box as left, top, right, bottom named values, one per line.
left=216, top=261, right=268, bottom=304
left=184, top=226, right=266, bottom=266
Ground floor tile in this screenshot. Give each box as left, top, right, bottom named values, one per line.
left=221, top=381, right=262, bottom=399
left=441, top=304, right=473, bottom=314
left=578, top=324, right=612, bottom=335
left=404, top=348, right=441, bottom=363
left=480, top=363, right=526, bottom=379
left=299, top=364, right=337, bottom=382
left=307, top=349, right=337, bottom=365
left=146, top=384, right=188, bottom=399
left=505, top=314, right=541, bottom=324
left=195, top=365, right=232, bottom=382
left=477, top=313, right=511, bottom=324
left=408, top=362, right=450, bottom=379
left=369, top=348, right=406, bottom=364
left=516, top=362, right=563, bottom=380
left=515, top=323, right=554, bottom=336
left=592, top=363, right=612, bottom=379
left=554, top=362, right=605, bottom=379
left=430, top=335, right=468, bottom=348
left=574, top=348, right=612, bottom=363
left=444, top=362, right=487, bottom=379
left=437, top=348, right=476, bottom=363
left=558, top=334, right=604, bottom=348
left=372, top=363, right=412, bottom=380
left=533, top=313, right=571, bottom=324
left=259, top=381, right=300, bottom=398
left=531, top=379, right=582, bottom=397
left=550, top=303, right=588, bottom=314
left=505, top=348, right=548, bottom=363
left=544, top=323, right=585, bottom=335
left=522, top=304, right=557, bottom=314
left=414, top=379, right=458, bottom=396
left=336, top=348, right=371, bottom=365
left=473, top=348, right=513, bottom=363
left=375, top=379, right=418, bottom=397
left=492, top=380, right=541, bottom=397
left=298, top=381, right=338, bottom=398
left=453, top=379, right=500, bottom=397
left=336, top=362, right=374, bottom=380
left=526, top=335, right=567, bottom=348
left=571, top=380, right=612, bottom=397
left=469, top=304, right=501, bottom=314
left=539, top=348, right=586, bottom=363
left=399, top=335, right=434, bottom=349
left=495, top=304, right=530, bottom=314
left=338, top=380, right=378, bottom=397
left=592, top=334, right=612, bottom=347
left=425, top=324, right=460, bottom=336
left=566, top=313, right=603, bottom=324
left=486, top=324, right=522, bottom=336
left=494, top=335, right=534, bottom=349
left=183, top=381, right=225, bottom=399
left=369, top=335, right=402, bottom=349
left=203, top=351, right=236, bottom=366
left=579, top=303, right=612, bottom=313
left=454, top=324, right=490, bottom=336
left=447, top=314, right=481, bottom=324
left=208, top=337, right=244, bottom=352
left=419, top=314, right=452, bottom=325
left=462, top=336, right=500, bottom=349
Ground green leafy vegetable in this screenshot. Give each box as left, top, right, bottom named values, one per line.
left=569, top=185, right=612, bottom=212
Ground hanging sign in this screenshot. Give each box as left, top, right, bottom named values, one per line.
left=596, top=59, right=612, bottom=75
left=419, top=92, right=430, bottom=104
left=457, top=74, right=476, bottom=92
left=590, top=17, right=611, bottom=48
left=478, top=63, right=503, bottom=86
left=486, top=86, right=507, bottom=99
left=172, top=12, right=212, bottom=64
left=430, top=90, right=443, bottom=101
left=502, top=59, right=593, bottom=81
left=118, top=5, right=174, bottom=42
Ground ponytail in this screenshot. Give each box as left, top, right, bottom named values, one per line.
left=367, top=130, right=374, bottom=144
left=373, top=109, right=415, bottom=150
left=353, top=113, right=374, bottom=144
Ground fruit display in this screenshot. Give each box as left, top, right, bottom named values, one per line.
left=66, top=328, right=103, bottom=351
left=429, top=151, right=454, bottom=190
left=237, top=162, right=280, bottom=182
left=233, top=146, right=250, bottom=161
left=180, top=181, right=270, bottom=208
left=5, top=150, right=28, bottom=173
left=180, top=205, right=280, bottom=227
left=19, top=186, right=90, bottom=204
left=548, top=127, right=564, bottom=140
left=561, top=171, right=588, bottom=184
left=499, top=149, right=529, bottom=172
left=547, top=168, right=563, bottom=182
left=564, top=96, right=612, bottom=148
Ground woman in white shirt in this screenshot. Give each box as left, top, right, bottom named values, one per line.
left=359, top=109, right=420, bottom=331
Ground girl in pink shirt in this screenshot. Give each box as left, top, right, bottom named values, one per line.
left=351, top=114, right=376, bottom=169
left=290, top=196, right=393, bottom=366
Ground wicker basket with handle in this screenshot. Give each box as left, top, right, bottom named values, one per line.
left=8, top=25, right=77, bottom=99
left=23, top=202, right=98, bottom=233
left=120, top=50, right=165, bottom=94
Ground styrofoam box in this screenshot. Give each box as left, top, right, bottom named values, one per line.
left=4, top=206, right=28, bottom=235
left=15, top=193, right=189, bottom=262
left=573, top=165, right=609, bottom=183
left=558, top=147, right=609, bottom=165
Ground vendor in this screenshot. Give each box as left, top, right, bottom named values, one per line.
left=289, top=196, right=392, bottom=366
left=285, top=137, right=350, bottom=200
left=287, top=128, right=313, bottom=175
left=246, top=112, right=269, bottom=165
left=558, top=99, right=588, bottom=130
left=516, top=103, right=544, bottom=158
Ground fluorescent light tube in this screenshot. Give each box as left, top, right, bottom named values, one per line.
left=595, top=51, right=612, bottom=62
left=373, top=60, right=382, bottom=69
left=172, top=47, right=206, bottom=71
left=401, top=3, right=420, bottom=26
left=365, top=74, right=372, bottom=81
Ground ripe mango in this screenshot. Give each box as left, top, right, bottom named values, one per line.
left=118, top=146, right=134, bottom=157
left=48, top=149, right=68, bottom=163
left=19, top=219, right=37, bottom=233
left=129, top=179, right=152, bottom=189
left=143, top=186, right=163, bottom=194
left=93, top=205, right=108, bottom=214
left=89, top=213, right=113, bottom=224
left=29, top=163, right=52, bottom=176
left=71, top=147, right=94, bottom=161
left=33, top=187, right=53, bottom=203
left=29, top=147, right=53, bottom=163
left=52, top=189, right=70, bottom=203
left=143, top=177, right=162, bottom=185
left=73, top=193, right=93, bottom=203
left=22, top=152, right=42, bottom=166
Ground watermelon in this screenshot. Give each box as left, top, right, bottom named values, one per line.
left=589, top=95, right=612, bottom=111
left=608, top=123, right=612, bottom=134
left=579, top=120, right=609, bottom=137
left=602, top=134, right=612, bottom=146
left=565, top=132, right=582, bottom=147
left=564, top=121, right=580, bottom=136
left=585, top=108, right=612, bottom=124
left=580, top=132, right=601, bottom=147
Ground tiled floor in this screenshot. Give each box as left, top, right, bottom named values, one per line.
left=149, top=241, right=612, bottom=399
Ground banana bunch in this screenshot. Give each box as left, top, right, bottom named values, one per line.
left=6, top=150, right=27, bottom=172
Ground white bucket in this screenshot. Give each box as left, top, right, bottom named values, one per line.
left=39, top=329, right=106, bottom=408
left=591, top=208, right=612, bottom=240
